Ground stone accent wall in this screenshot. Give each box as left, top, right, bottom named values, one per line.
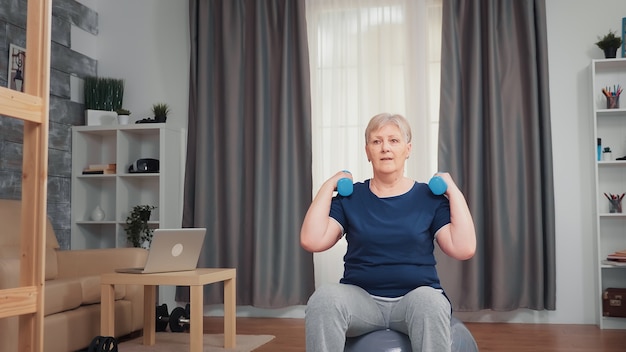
left=0, top=0, right=98, bottom=249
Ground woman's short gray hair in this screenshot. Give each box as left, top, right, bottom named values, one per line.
left=364, top=113, right=412, bottom=144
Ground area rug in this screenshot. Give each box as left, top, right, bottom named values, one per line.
left=118, top=332, right=275, bottom=352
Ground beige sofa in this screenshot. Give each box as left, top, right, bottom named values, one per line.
left=0, top=199, right=148, bottom=352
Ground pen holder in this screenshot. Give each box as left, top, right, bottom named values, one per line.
left=609, top=199, right=622, bottom=213
left=606, top=95, right=620, bottom=109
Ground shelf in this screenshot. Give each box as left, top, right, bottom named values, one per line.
left=73, top=123, right=168, bottom=132
left=77, top=174, right=118, bottom=178
left=598, top=160, right=626, bottom=166
left=592, top=59, right=626, bottom=329
left=597, top=108, right=626, bottom=115
left=601, top=264, right=626, bottom=269
left=71, top=124, right=183, bottom=249
left=115, top=221, right=159, bottom=225
left=118, top=173, right=160, bottom=178
left=76, top=221, right=117, bottom=225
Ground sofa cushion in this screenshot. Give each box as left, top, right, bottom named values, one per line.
left=80, top=275, right=126, bottom=304
left=0, top=246, right=58, bottom=280
left=44, top=278, right=83, bottom=316
left=0, top=258, right=19, bottom=289
left=0, top=198, right=60, bottom=249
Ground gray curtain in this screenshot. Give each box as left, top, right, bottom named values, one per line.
left=181, top=0, right=315, bottom=308
left=436, top=0, right=556, bottom=311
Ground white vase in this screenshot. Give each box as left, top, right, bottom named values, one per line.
left=90, top=205, right=105, bottom=221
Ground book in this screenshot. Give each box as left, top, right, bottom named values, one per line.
left=87, top=163, right=116, bottom=170
left=606, top=255, right=626, bottom=262
left=82, top=169, right=115, bottom=175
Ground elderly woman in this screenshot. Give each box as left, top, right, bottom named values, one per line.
left=300, top=113, right=476, bottom=352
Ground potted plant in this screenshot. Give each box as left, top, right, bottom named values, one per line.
left=124, top=205, right=157, bottom=248
left=152, top=103, right=170, bottom=123
left=116, top=108, right=131, bottom=125
left=595, top=30, right=623, bottom=59
left=115, top=109, right=130, bottom=125
left=84, top=76, right=125, bottom=125
left=84, top=76, right=125, bottom=111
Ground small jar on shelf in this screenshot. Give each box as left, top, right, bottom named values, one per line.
left=602, top=147, right=612, bottom=161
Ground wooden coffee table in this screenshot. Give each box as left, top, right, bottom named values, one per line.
left=100, top=268, right=236, bottom=351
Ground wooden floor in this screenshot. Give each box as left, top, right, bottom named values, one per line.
left=202, top=317, right=626, bottom=352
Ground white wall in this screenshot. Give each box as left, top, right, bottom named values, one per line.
left=96, top=0, right=190, bottom=130
left=79, top=0, right=626, bottom=324
left=98, top=0, right=190, bottom=311
left=72, top=0, right=191, bottom=311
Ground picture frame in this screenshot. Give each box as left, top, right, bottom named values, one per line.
left=7, top=44, right=26, bottom=92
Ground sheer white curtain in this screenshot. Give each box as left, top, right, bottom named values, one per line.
left=305, top=0, right=443, bottom=287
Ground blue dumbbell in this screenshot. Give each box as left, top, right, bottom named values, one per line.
left=428, top=176, right=447, bottom=195
left=337, top=171, right=353, bottom=196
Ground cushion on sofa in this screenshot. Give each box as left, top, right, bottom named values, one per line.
left=80, top=275, right=126, bottom=304
left=44, top=278, right=83, bottom=316
left=55, top=247, right=148, bottom=279
left=0, top=199, right=60, bottom=249
left=0, top=245, right=58, bottom=280
left=0, top=258, right=19, bottom=289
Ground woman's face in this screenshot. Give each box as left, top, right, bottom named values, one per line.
left=365, top=123, right=411, bottom=174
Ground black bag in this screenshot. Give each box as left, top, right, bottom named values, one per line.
left=82, top=336, right=118, bottom=352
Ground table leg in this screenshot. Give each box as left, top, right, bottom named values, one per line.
left=142, top=285, right=156, bottom=346
left=190, top=285, right=204, bottom=352
left=223, top=277, right=236, bottom=348
left=100, top=283, right=115, bottom=336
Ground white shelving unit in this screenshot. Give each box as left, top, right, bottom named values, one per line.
left=591, top=58, right=626, bottom=330
left=71, top=123, right=183, bottom=249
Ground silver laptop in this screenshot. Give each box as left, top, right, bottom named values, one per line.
left=115, top=228, right=206, bottom=274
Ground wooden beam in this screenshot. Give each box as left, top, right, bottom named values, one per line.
left=0, top=2, right=52, bottom=350
left=17, top=0, right=52, bottom=351
left=0, top=286, right=38, bottom=319
left=0, top=87, right=43, bottom=123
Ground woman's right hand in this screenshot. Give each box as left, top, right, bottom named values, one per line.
left=331, top=170, right=353, bottom=193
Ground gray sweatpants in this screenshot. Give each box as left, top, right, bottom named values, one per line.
left=305, top=283, right=451, bottom=352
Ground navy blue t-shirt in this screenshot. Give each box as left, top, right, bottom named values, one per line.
left=330, top=179, right=451, bottom=298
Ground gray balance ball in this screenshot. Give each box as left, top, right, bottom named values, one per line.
left=344, top=329, right=411, bottom=351
left=344, top=316, right=478, bottom=352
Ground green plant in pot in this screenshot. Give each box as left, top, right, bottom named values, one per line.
left=116, top=108, right=131, bottom=116
left=595, top=30, right=623, bottom=59
left=84, top=76, right=125, bottom=111
left=152, top=103, right=170, bottom=123
left=125, top=205, right=157, bottom=248
left=116, top=108, right=131, bottom=125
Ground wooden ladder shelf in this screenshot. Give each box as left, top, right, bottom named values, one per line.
left=0, top=0, right=51, bottom=351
